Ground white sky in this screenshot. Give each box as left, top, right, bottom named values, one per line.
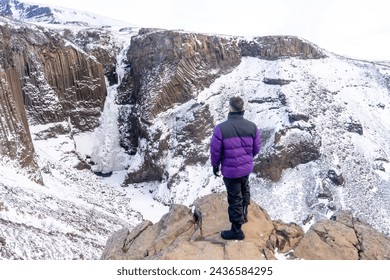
left=32, top=0, right=390, bottom=61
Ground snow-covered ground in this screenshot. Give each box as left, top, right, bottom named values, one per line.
left=0, top=114, right=170, bottom=259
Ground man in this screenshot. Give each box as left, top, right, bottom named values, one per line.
left=210, top=96, right=261, bottom=240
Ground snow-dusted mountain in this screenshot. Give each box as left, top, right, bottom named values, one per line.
left=0, top=0, right=390, bottom=260
left=0, top=0, right=133, bottom=27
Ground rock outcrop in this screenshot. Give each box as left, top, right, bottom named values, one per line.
left=1, top=22, right=106, bottom=130
left=240, top=36, right=326, bottom=60
left=295, top=211, right=390, bottom=260
left=62, top=28, right=129, bottom=86
left=255, top=126, right=321, bottom=181
left=101, top=192, right=390, bottom=260
left=0, top=24, right=39, bottom=180
left=101, top=192, right=279, bottom=260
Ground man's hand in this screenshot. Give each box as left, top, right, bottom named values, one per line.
left=213, top=166, right=221, bottom=177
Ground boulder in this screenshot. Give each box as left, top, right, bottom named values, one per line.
left=294, top=211, right=390, bottom=260
left=354, top=219, right=390, bottom=260
left=294, top=219, right=359, bottom=260
left=255, top=127, right=321, bottom=181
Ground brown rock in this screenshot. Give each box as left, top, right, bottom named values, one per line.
left=294, top=218, right=359, bottom=260
left=0, top=21, right=107, bottom=181
left=269, top=220, right=305, bottom=253
left=224, top=241, right=267, bottom=260
left=354, top=220, right=390, bottom=260
left=62, top=28, right=120, bottom=86
left=1, top=23, right=106, bottom=131
left=193, top=192, right=275, bottom=250
left=101, top=193, right=390, bottom=260
left=0, top=67, right=41, bottom=183
left=154, top=241, right=225, bottom=260
left=294, top=211, right=390, bottom=260
left=101, top=205, right=195, bottom=259
left=38, top=45, right=106, bottom=131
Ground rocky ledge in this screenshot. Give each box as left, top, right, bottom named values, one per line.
left=101, top=192, right=390, bottom=260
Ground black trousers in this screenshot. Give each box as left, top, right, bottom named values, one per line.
left=223, top=175, right=250, bottom=225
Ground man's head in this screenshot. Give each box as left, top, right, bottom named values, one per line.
left=229, top=96, right=244, bottom=112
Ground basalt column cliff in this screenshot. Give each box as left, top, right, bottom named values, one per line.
left=0, top=22, right=107, bottom=182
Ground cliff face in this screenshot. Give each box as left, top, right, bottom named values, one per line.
left=240, top=36, right=326, bottom=59
left=0, top=66, right=39, bottom=180
left=62, top=28, right=127, bottom=86
left=126, top=29, right=242, bottom=119
left=37, top=45, right=106, bottom=130
left=0, top=21, right=107, bottom=179
left=3, top=24, right=107, bottom=130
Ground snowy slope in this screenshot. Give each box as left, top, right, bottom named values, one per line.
left=234, top=55, right=390, bottom=232
left=0, top=118, right=169, bottom=259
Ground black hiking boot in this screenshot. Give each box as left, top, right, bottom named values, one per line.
left=221, top=223, right=245, bottom=240
left=243, top=205, right=248, bottom=223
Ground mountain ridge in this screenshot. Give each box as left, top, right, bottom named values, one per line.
left=0, top=0, right=133, bottom=27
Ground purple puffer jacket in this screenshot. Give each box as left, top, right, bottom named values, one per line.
left=210, top=112, right=261, bottom=178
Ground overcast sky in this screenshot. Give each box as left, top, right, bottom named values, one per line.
left=32, top=0, right=390, bottom=61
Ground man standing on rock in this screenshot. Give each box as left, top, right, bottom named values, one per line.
left=210, top=96, right=261, bottom=240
